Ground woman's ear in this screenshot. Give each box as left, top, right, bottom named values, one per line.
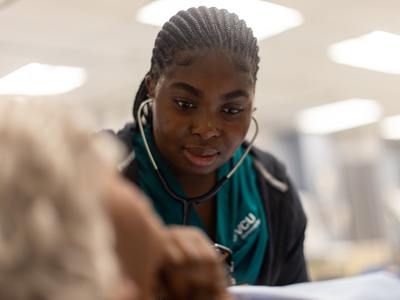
left=145, top=75, right=156, bottom=99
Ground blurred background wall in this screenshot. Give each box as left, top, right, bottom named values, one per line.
left=1, top=0, right=399, bottom=280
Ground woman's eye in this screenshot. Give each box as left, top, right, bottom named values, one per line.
left=222, top=107, right=244, bottom=115
left=174, top=99, right=196, bottom=111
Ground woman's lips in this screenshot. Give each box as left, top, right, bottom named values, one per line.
left=183, top=147, right=219, bottom=167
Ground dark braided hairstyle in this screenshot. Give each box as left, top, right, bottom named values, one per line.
left=133, top=6, right=260, bottom=123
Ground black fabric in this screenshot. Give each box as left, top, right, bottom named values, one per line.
left=111, top=123, right=309, bottom=286
left=250, top=147, right=308, bottom=285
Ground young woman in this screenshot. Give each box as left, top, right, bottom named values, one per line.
left=114, top=6, right=308, bottom=286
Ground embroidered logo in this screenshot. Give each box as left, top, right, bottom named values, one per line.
left=233, top=212, right=261, bottom=242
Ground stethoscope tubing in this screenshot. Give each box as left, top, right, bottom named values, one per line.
left=137, top=99, right=259, bottom=224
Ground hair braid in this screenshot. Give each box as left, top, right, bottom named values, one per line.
left=132, top=6, right=260, bottom=122
left=132, top=76, right=151, bottom=124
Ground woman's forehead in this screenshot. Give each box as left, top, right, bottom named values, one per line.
left=159, top=50, right=255, bottom=89
left=172, top=49, right=251, bottom=72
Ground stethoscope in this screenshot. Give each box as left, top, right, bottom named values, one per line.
left=137, top=99, right=259, bottom=225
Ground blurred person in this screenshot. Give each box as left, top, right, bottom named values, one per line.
left=112, top=6, right=308, bottom=285
left=0, top=99, right=230, bottom=300
left=0, top=100, right=132, bottom=300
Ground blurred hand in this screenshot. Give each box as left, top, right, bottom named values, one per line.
left=104, top=173, right=166, bottom=300
left=104, top=173, right=232, bottom=300
left=159, top=226, right=233, bottom=300
left=113, top=278, right=138, bottom=300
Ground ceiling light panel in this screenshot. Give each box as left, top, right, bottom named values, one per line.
left=136, top=0, right=303, bottom=40
left=0, top=63, right=87, bottom=96
left=297, top=98, right=382, bottom=135
left=329, top=31, right=400, bottom=74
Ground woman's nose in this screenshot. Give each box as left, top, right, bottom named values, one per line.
left=190, top=115, right=221, bottom=141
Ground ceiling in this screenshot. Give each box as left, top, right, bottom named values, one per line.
left=0, top=0, right=399, bottom=131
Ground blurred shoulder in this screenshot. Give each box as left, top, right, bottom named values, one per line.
left=98, top=122, right=136, bottom=150
left=250, top=146, right=288, bottom=185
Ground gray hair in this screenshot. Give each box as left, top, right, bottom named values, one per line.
left=0, top=100, right=122, bottom=300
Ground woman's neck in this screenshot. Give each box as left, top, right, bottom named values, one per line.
left=175, top=171, right=217, bottom=198
left=175, top=171, right=217, bottom=240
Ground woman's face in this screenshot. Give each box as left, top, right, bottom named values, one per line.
left=147, top=50, right=255, bottom=177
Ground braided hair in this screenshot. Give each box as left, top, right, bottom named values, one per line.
left=133, top=6, right=260, bottom=123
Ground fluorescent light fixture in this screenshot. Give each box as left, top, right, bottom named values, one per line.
left=297, top=98, right=382, bottom=135
left=136, top=0, right=303, bottom=40
left=381, top=115, right=400, bottom=140
left=329, top=31, right=400, bottom=74
left=0, top=63, right=87, bottom=96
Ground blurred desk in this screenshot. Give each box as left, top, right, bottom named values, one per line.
left=229, top=270, right=400, bottom=300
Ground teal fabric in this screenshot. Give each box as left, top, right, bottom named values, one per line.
left=133, top=127, right=268, bottom=284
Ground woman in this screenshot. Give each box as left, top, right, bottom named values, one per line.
left=114, top=6, right=308, bottom=286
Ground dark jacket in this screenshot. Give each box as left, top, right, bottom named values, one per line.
left=113, top=123, right=309, bottom=286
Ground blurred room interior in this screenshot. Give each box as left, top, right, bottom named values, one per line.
left=1, top=0, right=399, bottom=280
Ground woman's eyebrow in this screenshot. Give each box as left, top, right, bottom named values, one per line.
left=169, top=82, right=202, bottom=97
left=223, top=89, right=250, bottom=101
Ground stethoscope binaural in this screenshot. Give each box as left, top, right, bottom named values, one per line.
left=137, top=99, right=259, bottom=225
